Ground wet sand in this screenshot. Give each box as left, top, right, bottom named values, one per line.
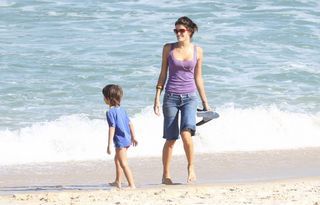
left=1, top=148, right=320, bottom=191
left=0, top=148, right=320, bottom=204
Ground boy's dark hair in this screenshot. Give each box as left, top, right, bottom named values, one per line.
left=102, top=84, right=123, bottom=106
left=175, top=16, right=198, bottom=38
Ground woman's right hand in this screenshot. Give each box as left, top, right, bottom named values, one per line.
left=154, top=98, right=161, bottom=116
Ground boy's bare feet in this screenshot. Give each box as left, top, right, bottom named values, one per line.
left=187, top=165, right=196, bottom=184
left=109, top=181, right=121, bottom=188
left=162, top=177, right=173, bottom=185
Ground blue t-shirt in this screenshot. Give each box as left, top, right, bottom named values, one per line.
left=106, top=106, right=131, bottom=148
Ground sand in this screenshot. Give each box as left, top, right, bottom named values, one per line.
left=0, top=177, right=320, bottom=205
left=1, top=148, right=320, bottom=204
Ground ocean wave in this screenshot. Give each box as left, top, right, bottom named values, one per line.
left=0, top=105, right=319, bottom=165
left=0, top=1, right=15, bottom=7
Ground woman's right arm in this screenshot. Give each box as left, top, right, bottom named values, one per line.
left=154, top=44, right=170, bottom=116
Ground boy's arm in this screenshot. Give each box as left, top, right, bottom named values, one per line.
left=107, top=127, right=115, bottom=154
left=129, top=122, right=138, bottom=146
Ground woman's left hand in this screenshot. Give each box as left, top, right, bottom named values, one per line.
left=202, top=101, right=212, bottom=111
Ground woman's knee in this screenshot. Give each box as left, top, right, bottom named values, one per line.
left=164, top=139, right=176, bottom=149
left=181, top=132, right=193, bottom=145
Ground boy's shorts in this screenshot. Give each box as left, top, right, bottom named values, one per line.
left=162, top=92, right=197, bottom=140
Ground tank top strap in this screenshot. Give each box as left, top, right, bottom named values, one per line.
left=193, top=45, right=197, bottom=61
left=170, top=43, right=175, bottom=51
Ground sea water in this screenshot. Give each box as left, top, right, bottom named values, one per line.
left=0, top=0, right=319, bottom=165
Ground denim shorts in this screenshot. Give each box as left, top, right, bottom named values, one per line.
left=162, top=92, right=198, bottom=140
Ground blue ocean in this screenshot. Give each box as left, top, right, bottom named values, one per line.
left=0, top=0, right=319, bottom=165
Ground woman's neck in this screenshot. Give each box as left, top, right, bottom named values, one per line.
left=177, top=40, right=192, bottom=48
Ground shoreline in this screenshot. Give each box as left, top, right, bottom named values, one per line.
left=1, top=147, right=320, bottom=194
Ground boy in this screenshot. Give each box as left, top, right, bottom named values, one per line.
left=102, top=84, right=138, bottom=189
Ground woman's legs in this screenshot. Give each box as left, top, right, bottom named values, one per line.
left=162, top=93, right=179, bottom=184
left=180, top=93, right=197, bottom=183
left=162, top=139, right=176, bottom=184
left=181, top=130, right=196, bottom=183
left=116, top=148, right=136, bottom=188
left=162, top=92, right=197, bottom=184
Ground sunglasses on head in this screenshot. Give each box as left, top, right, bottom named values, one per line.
left=173, top=28, right=188, bottom=34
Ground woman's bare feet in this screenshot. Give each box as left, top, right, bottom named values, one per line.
left=109, top=181, right=121, bottom=188
left=124, top=185, right=136, bottom=189
left=187, top=165, right=196, bottom=183
left=162, top=177, right=173, bottom=185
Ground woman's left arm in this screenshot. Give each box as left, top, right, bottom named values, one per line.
left=194, top=46, right=211, bottom=111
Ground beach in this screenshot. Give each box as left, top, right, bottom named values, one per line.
left=1, top=0, right=320, bottom=204
left=0, top=177, right=320, bottom=205
left=1, top=148, right=320, bottom=204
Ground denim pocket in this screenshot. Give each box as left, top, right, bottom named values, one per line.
left=184, top=92, right=197, bottom=102
left=163, top=94, right=179, bottom=117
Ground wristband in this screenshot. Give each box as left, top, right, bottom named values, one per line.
left=156, top=85, right=163, bottom=90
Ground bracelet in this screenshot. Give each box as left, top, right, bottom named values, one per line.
left=156, top=85, right=163, bottom=90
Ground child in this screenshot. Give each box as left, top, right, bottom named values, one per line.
left=102, top=84, right=138, bottom=189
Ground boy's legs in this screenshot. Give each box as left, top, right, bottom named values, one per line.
left=116, top=148, right=135, bottom=188
left=109, top=155, right=122, bottom=188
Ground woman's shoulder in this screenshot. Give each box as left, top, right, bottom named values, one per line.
left=163, top=42, right=175, bottom=50
left=193, top=44, right=203, bottom=50
left=195, top=45, right=203, bottom=58
left=162, top=43, right=175, bottom=58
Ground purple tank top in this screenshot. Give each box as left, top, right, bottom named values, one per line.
left=165, top=43, right=197, bottom=94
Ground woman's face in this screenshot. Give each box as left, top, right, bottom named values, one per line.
left=174, top=24, right=190, bottom=42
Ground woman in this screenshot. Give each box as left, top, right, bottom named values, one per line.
left=153, top=16, right=211, bottom=184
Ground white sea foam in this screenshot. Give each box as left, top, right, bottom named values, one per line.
left=0, top=0, right=15, bottom=7
left=0, top=106, right=319, bottom=165
left=47, top=11, right=62, bottom=16
left=21, top=6, right=36, bottom=12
